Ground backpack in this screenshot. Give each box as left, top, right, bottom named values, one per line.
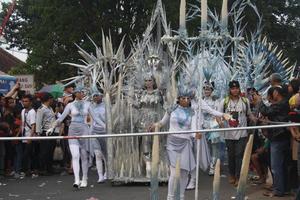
left=223, top=96, right=249, bottom=115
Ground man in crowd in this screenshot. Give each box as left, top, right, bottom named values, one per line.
left=256, top=86, right=291, bottom=197
left=218, top=80, right=256, bottom=187
left=18, top=94, right=37, bottom=177
left=36, top=93, right=56, bottom=175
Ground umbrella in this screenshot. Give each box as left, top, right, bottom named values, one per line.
left=38, top=84, right=64, bottom=99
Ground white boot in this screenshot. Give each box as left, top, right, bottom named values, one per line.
left=80, top=178, right=88, bottom=188
left=73, top=180, right=80, bottom=188
left=167, top=195, right=174, bottom=200
left=146, top=161, right=151, bottom=178
left=97, top=175, right=105, bottom=183
left=186, top=178, right=195, bottom=190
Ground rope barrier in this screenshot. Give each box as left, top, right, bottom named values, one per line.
left=0, top=123, right=299, bottom=141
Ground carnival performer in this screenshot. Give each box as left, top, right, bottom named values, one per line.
left=202, top=82, right=225, bottom=176
left=47, top=87, right=105, bottom=188
left=186, top=85, right=229, bottom=190
left=150, top=89, right=228, bottom=200
left=135, top=74, right=164, bottom=178
left=89, top=91, right=107, bottom=183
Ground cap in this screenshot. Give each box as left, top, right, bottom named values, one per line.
left=229, top=80, right=240, bottom=88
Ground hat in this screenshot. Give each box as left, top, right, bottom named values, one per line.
left=92, top=91, right=103, bottom=97
left=229, top=80, right=240, bottom=88
left=203, top=81, right=214, bottom=90
left=73, top=86, right=84, bottom=93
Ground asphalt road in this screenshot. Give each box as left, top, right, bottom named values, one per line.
left=0, top=169, right=295, bottom=200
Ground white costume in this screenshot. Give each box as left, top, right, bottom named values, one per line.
left=159, top=104, right=197, bottom=200
left=55, top=100, right=104, bottom=187
left=90, top=101, right=107, bottom=183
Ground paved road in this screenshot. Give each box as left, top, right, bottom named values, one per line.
left=0, top=170, right=295, bottom=200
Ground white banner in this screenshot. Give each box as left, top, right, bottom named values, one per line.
left=15, top=74, right=35, bottom=94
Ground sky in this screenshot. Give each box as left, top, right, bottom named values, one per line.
left=0, top=0, right=28, bottom=62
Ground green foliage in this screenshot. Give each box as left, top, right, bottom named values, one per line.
left=0, top=0, right=299, bottom=85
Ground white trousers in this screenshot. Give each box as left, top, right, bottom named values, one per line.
left=94, top=149, right=107, bottom=179
left=69, top=144, right=88, bottom=183
left=167, top=166, right=189, bottom=200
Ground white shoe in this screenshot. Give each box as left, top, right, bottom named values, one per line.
left=73, top=180, right=80, bottom=188
left=97, top=176, right=105, bottom=183
left=186, top=178, right=195, bottom=190
left=80, top=179, right=88, bottom=188
left=103, top=172, right=107, bottom=180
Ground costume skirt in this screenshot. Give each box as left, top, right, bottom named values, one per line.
left=68, top=122, right=90, bottom=152
left=166, top=135, right=196, bottom=172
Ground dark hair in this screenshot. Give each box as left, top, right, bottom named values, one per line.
left=4, top=97, right=14, bottom=108
left=22, top=94, right=33, bottom=102
left=41, top=93, right=53, bottom=103
left=17, top=90, right=26, bottom=100
left=272, top=86, right=287, bottom=97
left=289, top=79, right=300, bottom=94
left=176, top=97, right=192, bottom=107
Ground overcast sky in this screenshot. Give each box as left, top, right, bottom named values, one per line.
left=0, top=0, right=28, bottom=62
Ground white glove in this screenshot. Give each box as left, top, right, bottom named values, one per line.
left=46, top=128, right=54, bottom=136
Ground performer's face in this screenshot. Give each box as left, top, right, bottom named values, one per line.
left=145, top=79, right=154, bottom=89
left=93, top=95, right=102, bottom=103
left=203, top=87, right=212, bottom=97
left=178, top=96, right=191, bottom=107
left=75, top=91, right=84, bottom=100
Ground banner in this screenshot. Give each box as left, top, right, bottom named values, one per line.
left=15, top=75, right=35, bottom=94
left=0, top=75, right=17, bottom=94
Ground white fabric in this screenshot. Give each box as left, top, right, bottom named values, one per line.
left=69, top=144, right=89, bottom=183
left=90, top=102, right=106, bottom=130
left=160, top=106, right=196, bottom=139
left=21, top=108, right=36, bottom=138
left=95, top=150, right=106, bottom=179
left=56, top=100, right=104, bottom=127
left=167, top=166, right=189, bottom=200
left=191, top=99, right=223, bottom=131
left=218, top=97, right=250, bottom=140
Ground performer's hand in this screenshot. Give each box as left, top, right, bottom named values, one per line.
left=195, top=133, right=202, bottom=140
left=46, top=128, right=54, bottom=136
left=222, top=113, right=232, bottom=121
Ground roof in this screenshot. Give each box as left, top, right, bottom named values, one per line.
left=0, top=47, right=25, bottom=73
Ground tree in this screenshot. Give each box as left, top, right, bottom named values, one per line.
left=0, top=0, right=299, bottom=87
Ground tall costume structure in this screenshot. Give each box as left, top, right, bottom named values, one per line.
left=60, top=1, right=297, bottom=199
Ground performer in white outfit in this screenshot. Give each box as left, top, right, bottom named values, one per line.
left=185, top=91, right=226, bottom=190
left=202, top=82, right=225, bottom=176
left=48, top=87, right=105, bottom=188
left=153, top=91, right=197, bottom=200
left=90, top=91, right=107, bottom=183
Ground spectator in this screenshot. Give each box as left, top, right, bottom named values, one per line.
left=17, top=94, right=37, bottom=178
left=218, top=80, right=256, bottom=187
left=257, top=86, right=291, bottom=197
left=3, top=97, right=16, bottom=176
left=36, top=93, right=56, bottom=176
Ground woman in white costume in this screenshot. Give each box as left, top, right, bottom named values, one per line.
left=48, top=87, right=105, bottom=188
left=90, top=91, right=107, bottom=183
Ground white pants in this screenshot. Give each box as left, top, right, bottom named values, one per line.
left=167, top=166, right=189, bottom=200
left=69, top=144, right=88, bottom=183
left=94, top=149, right=107, bottom=179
